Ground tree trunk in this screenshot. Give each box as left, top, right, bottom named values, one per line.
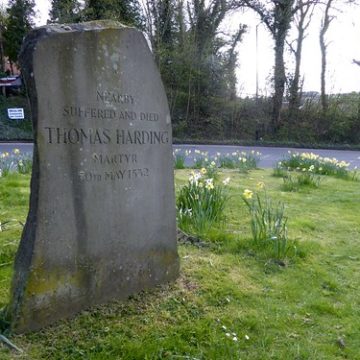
left=0, top=29, right=4, bottom=74
left=288, top=1, right=314, bottom=117
left=320, top=0, right=334, bottom=114
left=271, top=33, right=286, bottom=135
left=288, top=32, right=303, bottom=116
left=320, top=34, right=327, bottom=112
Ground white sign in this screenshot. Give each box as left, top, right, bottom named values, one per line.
left=7, top=108, right=24, bottom=120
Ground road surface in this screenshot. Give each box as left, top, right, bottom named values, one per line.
left=1, top=142, right=360, bottom=169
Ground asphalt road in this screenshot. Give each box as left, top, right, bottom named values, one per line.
left=1, top=142, right=360, bottom=169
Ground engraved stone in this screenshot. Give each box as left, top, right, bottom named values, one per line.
left=8, top=21, right=179, bottom=333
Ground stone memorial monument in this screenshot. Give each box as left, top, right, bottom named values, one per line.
left=8, top=21, right=179, bottom=333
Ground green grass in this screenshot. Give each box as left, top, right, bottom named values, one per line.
left=0, top=170, right=360, bottom=359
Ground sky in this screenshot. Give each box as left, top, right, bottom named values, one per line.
left=3, top=0, right=360, bottom=96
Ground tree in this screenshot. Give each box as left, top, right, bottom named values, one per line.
left=224, top=25, right=247, bottom=100
left=144, top=0, right=244, bottom=135
left=184, top=0, right=231, bottom=126
left=49, top=0, right=81, bottom=24
left=83, top=0, right=144, bottom=28
left=0, top=5, right=8, bottom=74
left=319, top=0, right=334, bottom=113
left=287, top=0, right=316, bottom=116
left=239, top=0, right=297, bottom=135
left=3, top=0, right=35, bottom=66
left=234, top=1, right=324, bottom=135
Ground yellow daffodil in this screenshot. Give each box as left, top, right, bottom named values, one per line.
left=205, top=178, right=214, bottom=190
left=243, top=189, right=253, bottom=199
left=256, top=181, right=265, bottom=190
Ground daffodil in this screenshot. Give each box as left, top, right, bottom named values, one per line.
left=205, top=178, right=214, bottom=190
left=243, top=189, right=253, bottom=199
left=13, top=148, right=20, bottom=155
left=256, top=181, right=265, bottom=190
left=222, top=177, right=230, bottom=185
left=200, top=167, right=207, bottom=174
left=185, top=208, right=192, bottom=217
left=189, top=171, right=201, bottom=185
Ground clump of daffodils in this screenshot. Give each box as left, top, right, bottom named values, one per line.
left=0, top=148, right=32, bottom=176
left=173, top=148, right=261, bottom=172
left=173, top=148, right=186, bottom=169
left=177, top=170, right=230, bottom=235
left=278, top=151, right=357, bottom=180
left=219, top=150, right=261, bottom=171
left=242, top=183, right=291, bottom=260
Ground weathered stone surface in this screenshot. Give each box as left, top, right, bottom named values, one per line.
left=9, top=21, right=179, bottom=333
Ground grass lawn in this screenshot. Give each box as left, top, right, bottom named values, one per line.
left=0, top=169, right=359, bottom=359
